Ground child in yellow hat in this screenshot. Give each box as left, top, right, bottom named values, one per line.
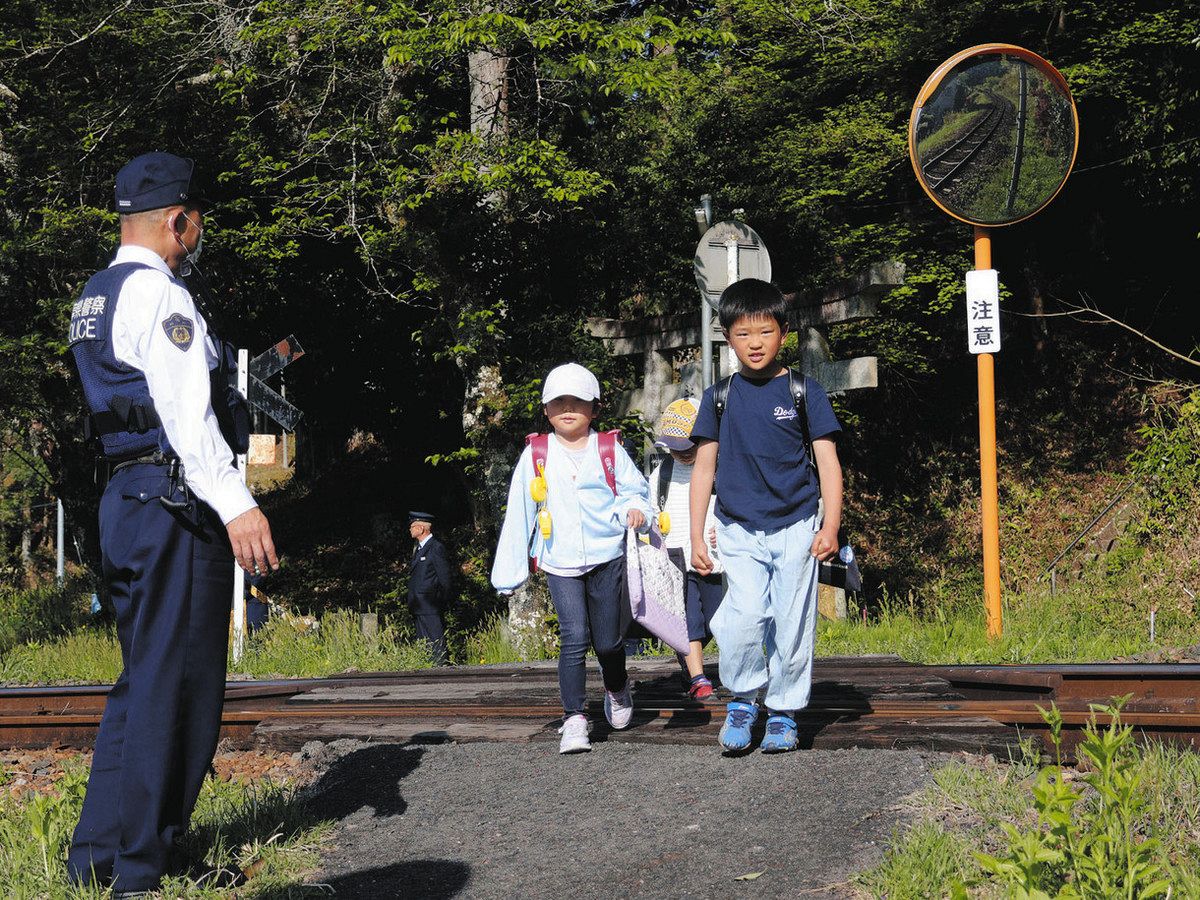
left=649, top=397, right=723, bottom=699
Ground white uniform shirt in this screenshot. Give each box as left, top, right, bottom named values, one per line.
left=108, top=244, right=256, bottom=525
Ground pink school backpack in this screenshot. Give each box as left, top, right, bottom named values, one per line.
left=526, top=430, right=620, bottom=495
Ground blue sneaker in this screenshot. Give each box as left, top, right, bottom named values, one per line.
left=718, top=700, right=759, bottom=751
left=760, top=713, right=798, bottom=753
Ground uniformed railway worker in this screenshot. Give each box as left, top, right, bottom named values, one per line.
left=65, top=152, right=279, bottom=897
left=407, top=511, right=452, bottom=665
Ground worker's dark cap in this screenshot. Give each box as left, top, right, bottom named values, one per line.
left=114, top=152, right=204, bottom=213
left=407, top=510, right=436, bottom=524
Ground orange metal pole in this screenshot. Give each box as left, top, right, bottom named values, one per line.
left=974, top=226, right=1002, bottom=638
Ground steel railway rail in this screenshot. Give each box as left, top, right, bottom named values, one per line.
left=3, top=659, right=1199, bottom=761
left=920, top=100, right=1010, bottom=191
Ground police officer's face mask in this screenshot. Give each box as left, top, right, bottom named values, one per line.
left=175, top=211, right=204, bottom=276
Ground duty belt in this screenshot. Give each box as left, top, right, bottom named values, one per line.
left=110, top=450, right=177, bottom=475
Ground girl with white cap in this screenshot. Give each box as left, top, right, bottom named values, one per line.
left=492, top=363, right=653, bottom=753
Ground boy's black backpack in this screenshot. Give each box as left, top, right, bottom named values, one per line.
left=713, top=368, right=816, bottom=474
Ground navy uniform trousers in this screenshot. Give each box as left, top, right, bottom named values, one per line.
left=68, top=462, right=233, bottom=892
left=412, top=604, right=447, bottom=665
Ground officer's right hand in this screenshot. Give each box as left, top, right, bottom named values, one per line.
left=692, top=542, right=714, bottom=576
left=227, top=507, right=279, bottom=575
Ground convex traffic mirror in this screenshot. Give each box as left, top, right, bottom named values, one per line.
left=909, top=44, right=1078, bottom=227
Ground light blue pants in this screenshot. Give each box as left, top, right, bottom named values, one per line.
left=711, top=515, right=820, bottom=713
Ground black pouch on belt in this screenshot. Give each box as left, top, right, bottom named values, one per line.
left=116, top=460, right=192, bottom=514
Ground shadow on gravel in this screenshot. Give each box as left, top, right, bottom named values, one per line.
left=318, top=860, right=471, bottom=899
left=305, top=744, right=426, bottom=819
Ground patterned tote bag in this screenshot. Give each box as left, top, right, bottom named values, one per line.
left=625, top=527, right=689, bottom=654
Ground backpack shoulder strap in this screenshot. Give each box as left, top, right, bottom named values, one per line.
left=523, top=432, right=551, bottom=574
left=713, top=375, right=734, bottom=427
left=525, top=432, right=549, bottom=477
left=597, top=430, right=620, bottom=495
left=655, top=455, right=673, bottom=511
left=787, top=368, right=816, bottom=470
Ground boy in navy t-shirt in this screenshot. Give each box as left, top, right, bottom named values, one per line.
left=688, top=278, right=844, bottom=754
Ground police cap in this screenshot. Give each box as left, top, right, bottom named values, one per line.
left=407, top=510, right=436, bottom=525
left=115, top=152, right=201, bottom=214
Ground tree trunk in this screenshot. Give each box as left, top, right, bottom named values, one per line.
left=1024, top=264, right=1051, bottom=354
left=468, top=49, right=509, bottom=140
left=468, top=33, right=509, bottom=210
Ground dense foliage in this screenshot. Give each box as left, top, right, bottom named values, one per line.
left=2, top=1, right=1197, bottom=615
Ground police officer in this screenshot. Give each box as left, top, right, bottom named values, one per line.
left=407, top=511, right=452, bottom=665
left=66, top=152, right=278, bottom=897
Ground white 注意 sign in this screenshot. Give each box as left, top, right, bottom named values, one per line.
left=965, top=269, right=1001, bottom=354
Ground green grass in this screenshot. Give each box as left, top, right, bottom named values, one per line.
left=0, top=629, right=123, bottom=684
left=3, top=577, right=1182, bottom=686
left=858, top=709, right=1200, bottom=897
left=857, top=820, right=976, bottom=900
left=0, top=609, right=432, bottom=685
left=1135, top=743, right=1200, bottom=884
left=462, top=613, right=537, bottom=665
left=925, top=748, right=1041, bottom=824
left=232, top=608, right=432, bottom=678
left=0, top=575, right=96, bottom=656
left=0, top=759, right=331, bottom=899
left=816, top=580, right=1174, bottom=665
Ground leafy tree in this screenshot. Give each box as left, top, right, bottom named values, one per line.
left=1, top=0, right=1197, bottom=615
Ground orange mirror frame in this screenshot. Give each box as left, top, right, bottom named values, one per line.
left=908, top=43, right=1079, bottom=227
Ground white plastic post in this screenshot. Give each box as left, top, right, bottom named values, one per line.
left=232, top=348, right=249, bottom=663
left=56, top=499, right=64, bottom=584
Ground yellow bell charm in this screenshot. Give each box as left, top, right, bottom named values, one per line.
left=530, top=475, right=547, bottom=503
left=657, top=511, right=671, bottom=536
left=538, top=508, right=553, bottom=539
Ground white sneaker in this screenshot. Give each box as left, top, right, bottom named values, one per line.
left=604, top=680, right=634, bottom=730
left=558, top=714, right=592, bottom=754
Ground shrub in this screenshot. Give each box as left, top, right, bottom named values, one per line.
left=0, top=575, right=96, bottom=655
left=974, top=700, right=1171, bottom=898
left=0, top=767, right=89, bottom=896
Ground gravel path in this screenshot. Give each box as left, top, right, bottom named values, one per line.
left=304, top=739, right=940, bottom=899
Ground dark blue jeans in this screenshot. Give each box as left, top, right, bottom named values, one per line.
left=545, top=555, right=628, bottom=718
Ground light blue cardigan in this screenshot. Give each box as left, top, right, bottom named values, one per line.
left=491, top=432, right=652, bottom=594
